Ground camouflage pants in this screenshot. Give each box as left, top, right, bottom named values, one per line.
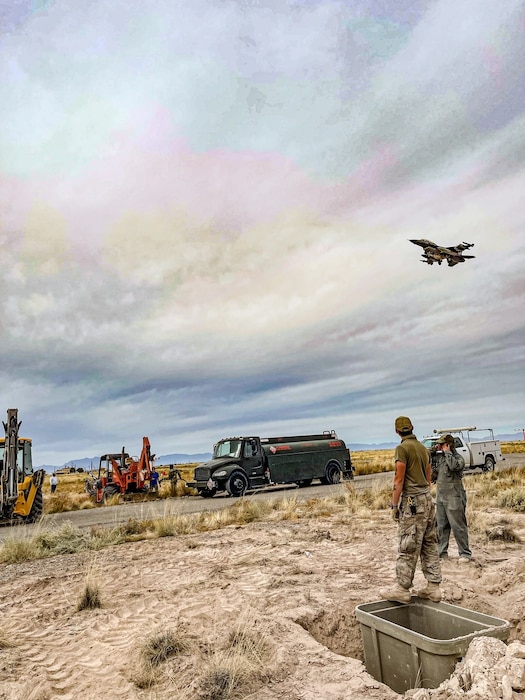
left=395, top=491, right=441, bottom=589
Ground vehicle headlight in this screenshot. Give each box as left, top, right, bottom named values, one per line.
left=213, top=470, right=227, bottom=477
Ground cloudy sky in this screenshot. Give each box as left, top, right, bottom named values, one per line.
left=1, top=0, right=524, bottom=466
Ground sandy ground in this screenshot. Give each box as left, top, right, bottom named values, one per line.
left=0, top=506, right=524, bottom=700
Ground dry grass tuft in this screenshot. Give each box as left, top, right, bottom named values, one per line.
left=141, top=629, right=190, bottom=665
left=199, top=615, right=272, bottom=700
left=340, top=481, right=391, bottom=514
left=196, top=506, right=245, bottom=532
left=76, top=558, right=103, bottom=612
left=269, top=495, right=300, bottom=521
left=46, top=492, right=95, bottom=513
left=226, top=621, right=272, bottom=665
left=154, top=516, right=178, bottom=538
left=0, top=537, right=43, bottom=564
left=302, top=496, right=337, bottom=519
left=497, top=487, right=525, bottom=513
left=485, top=522, right=521, bottom=543
left=469, top=469, right=525, bottom=512
left=200, top=667, right=234, bottom=700
left=35, top=522, right=93, bottom=555
left=76, top=581, right=102, bottom=611
left=0, top=522, right=127, bottom=564
left=131, top=627, right=191, bottom=689
left=118, top=517, right=153, bottom=536
left=227, top=498, right=271, bottom=524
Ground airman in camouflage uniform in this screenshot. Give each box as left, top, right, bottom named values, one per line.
left=432, top=434, right=472, bottom=562
left=380, top=416, right=442, bottom=603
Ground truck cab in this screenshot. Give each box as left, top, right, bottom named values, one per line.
left=213, top=437, right=268, bottom=486
left=190, top=437, right=268, bottom=498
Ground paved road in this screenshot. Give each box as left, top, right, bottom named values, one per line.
left=1, top=453, right=523, bottom=543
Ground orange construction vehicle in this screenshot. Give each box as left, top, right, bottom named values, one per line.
left=85, top=436, right=155, bottom=503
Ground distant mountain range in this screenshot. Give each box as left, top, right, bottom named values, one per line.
left=36, top=432, right=523, bottom=472
left=39, top=453, right=214, bottom=473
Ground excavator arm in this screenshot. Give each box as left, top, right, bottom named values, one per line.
left=137, top=437, right=153, bottom=474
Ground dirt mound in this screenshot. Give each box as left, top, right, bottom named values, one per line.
left=408, top=638, right=525, bottom=699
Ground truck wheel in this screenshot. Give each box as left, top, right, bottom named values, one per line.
left=226, top=471, right=249, bottom=497
left=483, top=456, right=495, bottom=472
left=103, top=485, right=120, bottom=503
left=27, top=487, right=43, bottom=523
left=322, top=462, right=341, bottom=485
left=199, top=488, right=217, bottom=498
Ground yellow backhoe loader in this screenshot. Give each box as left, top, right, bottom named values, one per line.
left=0, top=409, right=45, bottom=524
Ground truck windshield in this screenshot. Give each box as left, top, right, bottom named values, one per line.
left=422, top=437, right=463, bottom=449
left=213, top=440, right=241, bottom=459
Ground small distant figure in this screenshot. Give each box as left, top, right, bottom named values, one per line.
left=166, top=466, right=181, bottom=484
left=149, top=469, right=159, bottom=494
left=50, top=473, right=58, bottom=494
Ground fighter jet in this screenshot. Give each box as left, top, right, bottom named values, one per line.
left=410, top=239, right=475, bottom=266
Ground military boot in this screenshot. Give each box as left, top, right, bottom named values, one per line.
left=379, top=583, right=411, bottom=604
left=416, top=582, right=442, bottom=602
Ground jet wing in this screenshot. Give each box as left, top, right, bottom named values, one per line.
left=447, top=242, right=474, bottom=252
left=446, top=254, right=475, bottom=266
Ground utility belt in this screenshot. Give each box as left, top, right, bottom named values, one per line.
left=401, top=490, right=430, bottom=516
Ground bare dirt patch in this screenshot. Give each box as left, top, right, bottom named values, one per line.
left=0, top=508, right=524, bottom=699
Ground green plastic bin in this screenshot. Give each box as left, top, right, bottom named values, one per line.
left=355, top=598, right=510, bottom=693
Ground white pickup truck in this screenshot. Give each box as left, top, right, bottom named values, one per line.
left=422, top=426, right=504, bottom=472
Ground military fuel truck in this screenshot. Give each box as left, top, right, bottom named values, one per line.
left=188, top=431, right=353, bottom=498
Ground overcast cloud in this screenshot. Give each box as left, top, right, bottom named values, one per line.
left=1, top=0, right=524, bottom=465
